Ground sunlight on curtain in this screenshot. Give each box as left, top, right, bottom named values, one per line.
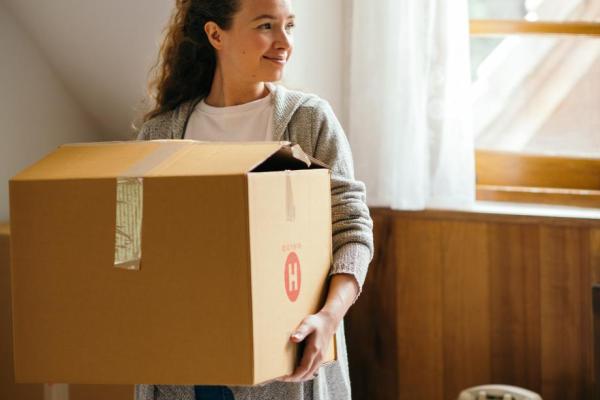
left=347, top=0, right=475, bottom=210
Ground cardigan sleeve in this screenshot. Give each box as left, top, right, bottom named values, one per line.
left=135, top=384, right=155, bottom=400
left=309, top=100, right=374, bottom=304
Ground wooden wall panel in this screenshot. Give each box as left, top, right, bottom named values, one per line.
left=592, top=229, right=600, bottom=399
left=594, top=283, right=600, bottom=400
left=347, top=209, right=599, bottom=400
left=346, top=211, right=398, bottom=400
left=591, top=229, right=600, bottom=283
left=395, top=218, right=444, bottom=399
left=440, top=221, right=491, bottom=399
left=488, top=223, right=541, bottom=391
left=539, top=227, right=593, bottom=399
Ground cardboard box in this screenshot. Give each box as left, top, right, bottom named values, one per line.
left=1, top=223, right=42, bottom=400
left=10, top=140, right=336, bottom=386
left=2, top=224, right=134, bottom=400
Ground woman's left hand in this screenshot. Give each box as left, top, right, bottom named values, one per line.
left=278, top=273, right=359, bottom=383
left=279, top=309, right=340, bottom=382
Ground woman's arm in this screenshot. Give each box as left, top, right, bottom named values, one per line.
left=312, top=99, right=374, bottom=304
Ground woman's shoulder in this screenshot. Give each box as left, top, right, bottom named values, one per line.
left=272, top=82, right=332, bottom=112
left=136, top=99, right=199, bottom=140
left=271, top=84, right=346, bottom=160
left=271, top=83, right=340, bottom=135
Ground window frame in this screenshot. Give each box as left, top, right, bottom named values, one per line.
left=470, top=20, right=600, bottom=36
left=469, top=19, right=600, bottom=208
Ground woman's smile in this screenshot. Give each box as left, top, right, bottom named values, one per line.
left=263, top=55, right=287, bottom=65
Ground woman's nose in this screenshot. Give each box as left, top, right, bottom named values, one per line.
left=275, top=29, right=292, bottom=50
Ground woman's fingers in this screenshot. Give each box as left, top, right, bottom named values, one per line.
left=282, top=313, right=334, bottom=382
left=283, top=343, right=313, bottom=381
left=292, top=340, right=317, bottom=381
left=284, top=317, right=318, bottom=382
left=299, top=342, right=323, bottom=381
left=291, top=316, right=316, bottom=342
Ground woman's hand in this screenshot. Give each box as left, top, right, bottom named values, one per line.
left=279, top=309, right=340, bottom=382
left=278, top=273, right=360, bottom=383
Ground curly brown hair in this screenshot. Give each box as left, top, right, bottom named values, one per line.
left=142, top=0, right=241, bottom=123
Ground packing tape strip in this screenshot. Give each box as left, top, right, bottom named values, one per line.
left=114, top=142, right=189, bottom=270
left=286, top=170, right=295, bottom=222
left=114, top=177, right=143, bottom=270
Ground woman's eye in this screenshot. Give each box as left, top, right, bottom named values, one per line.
left=258, top=23, right=272, bottom=30
left=285, top=23, right=295, bottom=31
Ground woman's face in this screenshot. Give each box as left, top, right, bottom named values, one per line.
left=211, top=0, right=295, bottom=84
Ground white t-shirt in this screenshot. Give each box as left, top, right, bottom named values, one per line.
left=183, top=88, right=274, bottom=142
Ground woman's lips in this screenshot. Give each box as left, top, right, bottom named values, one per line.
left=263, top=56, right=286, bottom=65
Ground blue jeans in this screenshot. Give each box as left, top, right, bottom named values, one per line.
left=194, top=385, right=234, bottom=400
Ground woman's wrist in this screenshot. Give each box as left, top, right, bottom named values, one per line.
left=319, top=273, right=359, bottom=326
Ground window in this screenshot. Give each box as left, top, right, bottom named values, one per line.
left=469, top=0, right=600, bottom=207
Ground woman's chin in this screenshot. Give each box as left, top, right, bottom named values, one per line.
left=262, top=72, right=284, bottom=83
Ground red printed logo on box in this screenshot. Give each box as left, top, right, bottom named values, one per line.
left=284, top=252, right=301, bottom=302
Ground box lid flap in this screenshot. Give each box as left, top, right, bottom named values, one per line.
left=11, top=140, right=328, bottom=181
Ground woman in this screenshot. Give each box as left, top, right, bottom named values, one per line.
left=135, top=0, right=373, bottom=399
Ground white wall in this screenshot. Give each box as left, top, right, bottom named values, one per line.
left=3, top=0, right=173, bottom=141
left=283, top=0, right=348, bottom=128
left=0, top=3, right=99, bottom=222
left=4, top=0, right=348, bottom=139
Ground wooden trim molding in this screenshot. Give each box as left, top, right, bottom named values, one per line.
left=476, top=149, right=600, bottom=190
left=470, top=20, right=600, bottom=36
left=370, top=207, right=600, bottom=227
left=477, top=185, right=600, bottom=209
left=476, top=150, right=600, bottom=208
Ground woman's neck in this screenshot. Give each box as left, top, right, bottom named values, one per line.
left=205, top=68, right=269, bottom=107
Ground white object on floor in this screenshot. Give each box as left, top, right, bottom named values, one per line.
left=458, top=384, right=542, bottom=400
left=44, top=383, right=69, bottom=400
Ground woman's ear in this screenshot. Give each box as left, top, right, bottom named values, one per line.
left=204, top=21, right=224, bottom=50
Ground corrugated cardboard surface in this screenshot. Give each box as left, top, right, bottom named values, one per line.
left=12, top=141, right=289, bottom=181
left=0, top=223, right=42, bottom=400
left=10, top=141, right=335, bottom=386
left=247, top=170, right=335, bottom=383
left=11, top=175, right=254, bottom=384
left=2, top=223, right=133, bottom=400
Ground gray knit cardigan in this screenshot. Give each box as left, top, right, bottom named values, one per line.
left=134, top=82, right=373, bottom=400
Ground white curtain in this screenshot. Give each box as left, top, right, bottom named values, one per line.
left=347, top=0, right=476, bottom=210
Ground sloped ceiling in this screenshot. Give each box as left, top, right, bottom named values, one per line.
left=3, top=0, right=173, bottom=140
